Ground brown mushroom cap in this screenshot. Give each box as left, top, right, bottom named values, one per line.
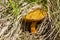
left=22, top=9, right=47, bottom=22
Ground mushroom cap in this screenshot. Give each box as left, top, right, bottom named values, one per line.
left=22, top=8, right=47, bottom=22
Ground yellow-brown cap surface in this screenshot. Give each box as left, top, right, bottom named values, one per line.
left=22, top=9, right=47, bottom=22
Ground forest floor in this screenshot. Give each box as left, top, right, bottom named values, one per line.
left=0, top=0, right=60, bottom=40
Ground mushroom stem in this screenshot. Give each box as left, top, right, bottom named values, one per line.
left=31, top=22, right=37, bottom=34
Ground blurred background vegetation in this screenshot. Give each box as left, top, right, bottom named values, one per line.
left=0, top=0, right=60, bottom=40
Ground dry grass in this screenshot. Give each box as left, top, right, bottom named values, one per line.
left=0, top=0, right=60, bottom=40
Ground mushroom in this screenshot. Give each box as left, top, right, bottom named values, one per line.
left=22, top=8, right=47, bottom=34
